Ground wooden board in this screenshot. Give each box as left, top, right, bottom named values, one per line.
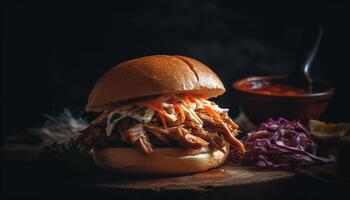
left=3, top=155, right=343, bottom=200
left=94, top=162, right=296, bottom=191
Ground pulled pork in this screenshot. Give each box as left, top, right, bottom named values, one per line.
left=79, top=94, right=245, bottom=154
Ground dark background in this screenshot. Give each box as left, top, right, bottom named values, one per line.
left=1, top=1, right=350, bottom=200
left=2, top=0, right=350, bottom=136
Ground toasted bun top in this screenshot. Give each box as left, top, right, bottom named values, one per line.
left=86, top=55, right=225, bottom=112
left=92, top=145, right=229, bottom=175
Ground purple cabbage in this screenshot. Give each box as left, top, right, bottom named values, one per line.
left=231, top=118, right=335, bottom=170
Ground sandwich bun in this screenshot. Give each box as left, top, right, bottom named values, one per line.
left=86, top=55, right=225, bottom=112
left=92, top=144, right=229, bottom=175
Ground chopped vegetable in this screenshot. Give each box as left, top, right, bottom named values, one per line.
left=203, top=105, right=222, bottom=123
left=231, top=118, right=335, bottom=170
left=106, top=105, right=155, bottom=136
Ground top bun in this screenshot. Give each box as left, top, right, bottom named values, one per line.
left=86, top=55, right=225, bottom=112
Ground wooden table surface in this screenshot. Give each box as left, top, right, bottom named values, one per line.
left=2, top=156, right=349, bottom=200
left=94, top=162, right=295, bottom=191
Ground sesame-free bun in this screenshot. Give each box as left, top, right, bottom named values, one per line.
left=86, top=55, right=225, bottom=112
left=92, top=145, right=229, bottom=175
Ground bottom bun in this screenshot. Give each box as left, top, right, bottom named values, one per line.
left=92, top=145, right=229, bottom=175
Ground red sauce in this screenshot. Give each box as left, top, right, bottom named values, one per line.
left=240, top=81, right=310, bottom=96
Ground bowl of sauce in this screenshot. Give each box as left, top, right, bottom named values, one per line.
left=232, top=76, right=334, bottom=125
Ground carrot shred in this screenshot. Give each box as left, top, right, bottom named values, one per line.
left=176, top=104, right=185, bottom=119
left=184, top=97, right=191, bottom=105
left=188, top=96, right=197, bottom=103
left=137, top=99, right=168, bottom=129
left=178, top=93, right=207, bottom=102
left=203, top=105, right=222, bottom=123
left=177, top=94, right=191, bottom=106
left=169, top=98, right=185, bottom=120
left=158, top=112, right=168, bottom=129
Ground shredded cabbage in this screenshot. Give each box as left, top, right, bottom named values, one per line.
left=106, top=106, right=155, bottom=136
left=231, top=118, right=335, bottom=169
left=104, top=94, right=230, bottom=136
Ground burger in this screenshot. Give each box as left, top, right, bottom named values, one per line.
left=79, top=55, right=245, bottom=175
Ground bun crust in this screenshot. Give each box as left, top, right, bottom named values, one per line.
left=86, top=55, right=225, bottom=112
left=92, top=145, right=229, bottom=175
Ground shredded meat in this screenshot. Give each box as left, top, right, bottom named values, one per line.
left=78, top=96, right=245, bottom=154
left=144, top=124, right=209, bottom=148
left=144, top=124, right=170, bottom=144
left=78, top=126, right=120, bottom=152
left=120, top=123, right=153, bottom=154
left=207, top=132, right=227, bottom=152
left=168, top=127, right=209, bottom=148
left=190, top=127, right=209, bottom=140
